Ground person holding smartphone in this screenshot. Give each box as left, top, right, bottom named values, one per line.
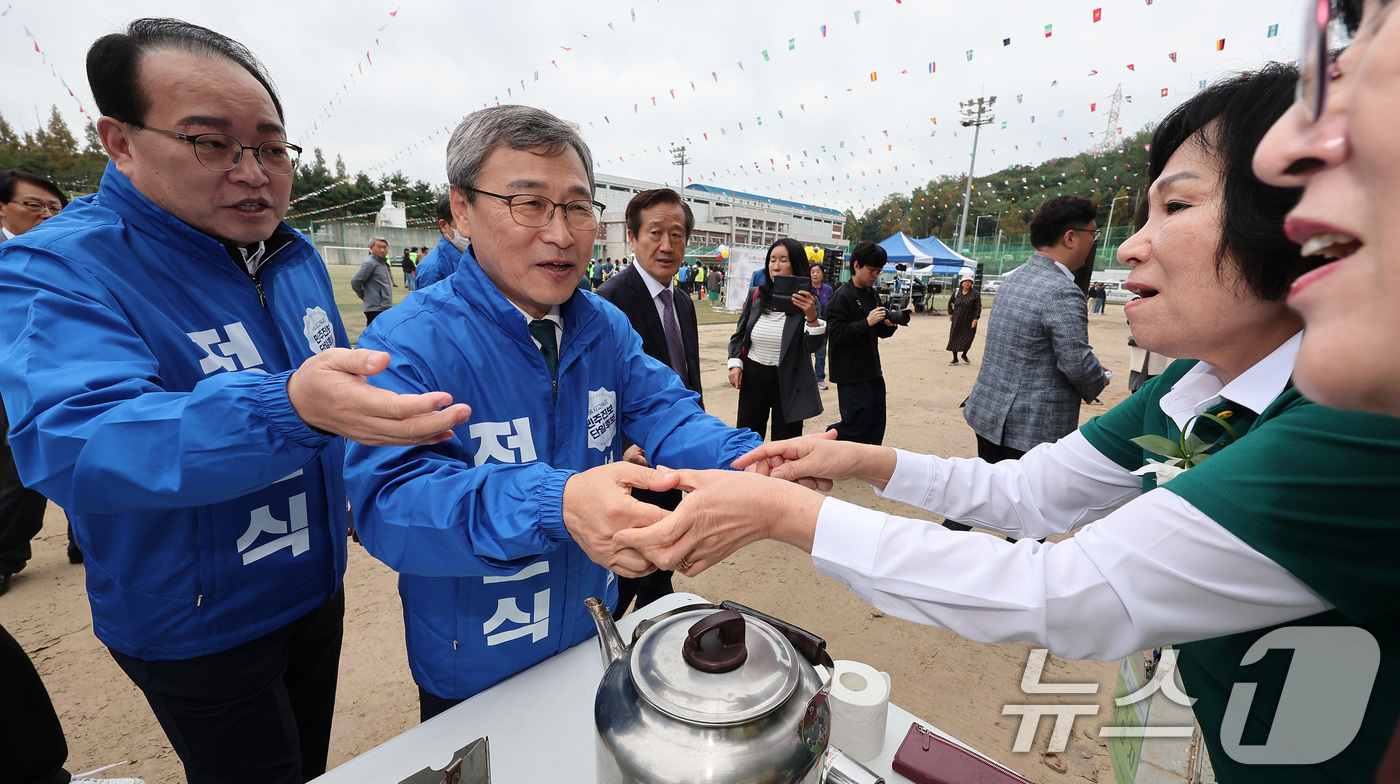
left=727, top=238, right=825, bottom=440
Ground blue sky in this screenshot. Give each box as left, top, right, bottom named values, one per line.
left=1, top=0, right=1307, bottom=212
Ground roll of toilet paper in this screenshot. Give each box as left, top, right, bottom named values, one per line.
left=828, top=659, right=891, bottom=763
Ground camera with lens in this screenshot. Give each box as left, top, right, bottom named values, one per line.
left=880, top=295, right=912, bottom=326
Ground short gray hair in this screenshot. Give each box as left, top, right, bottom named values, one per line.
left=445, top=105, right=595, bottom=201
left=370, top=236, right=387, bottom=246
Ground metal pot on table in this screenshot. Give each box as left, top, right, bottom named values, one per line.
left=586, top=597, right=834, bottom=784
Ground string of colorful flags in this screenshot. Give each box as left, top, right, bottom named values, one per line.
left=2, top=5, right=98, bottom=130
left=296, top=6, right=403, bottom=144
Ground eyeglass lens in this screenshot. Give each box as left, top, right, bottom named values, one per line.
left=508, top=195, right=601, bottom=230
left=1298, top=0, right=1331, bottom=121
left=191, top=134, right=299, bottom=175
left=14, top=199, right=62, bottom=214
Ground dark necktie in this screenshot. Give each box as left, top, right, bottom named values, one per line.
left=657, top=288, right=688, bottom=378
left=528, top=319, right=558, bottom=380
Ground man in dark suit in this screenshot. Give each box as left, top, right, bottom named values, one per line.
left=0, top=170, right=72, bottom=596
left=595, top=188, right=701, bottom=618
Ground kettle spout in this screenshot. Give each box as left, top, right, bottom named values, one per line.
left=586, top=596, right=628, bottom=667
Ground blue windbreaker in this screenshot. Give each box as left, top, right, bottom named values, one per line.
left=344, top=247, right=761, bottom=700
left=411, top=235, right=464, bottom=290
left=0, top=162, right=350, bottom=660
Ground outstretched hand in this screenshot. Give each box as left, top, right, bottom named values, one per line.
left=612, top=469, right=825, bottom=576
left=563, top=462, right=683, bottom=577
left=733, top=431, right=896, bottom=491
left=288, top=348, right=471, bottom=446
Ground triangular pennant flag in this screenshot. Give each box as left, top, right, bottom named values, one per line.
left=870, top=71, right=877, bottom=81
left=1093, top=7, right=1103, bottom=22
left=966, top=50, right=973, bottom=60
left=929, top=62, right=936, bottom=73
left=1045, top=23, right=1053, bottom=37
left=1126, top=64, right=1135, bottom=71
left=1216, top=38, right=1226, bottom=50
left=821, top=25, right=827, bottom=37
left=1161, top=87, right=1169, bottom=97
left=1169, top=52, right=1178, bottom=62
left=1267, top=23, right=1279, bottom=37
left=853, top=10, right=860, bottom=23
left=762, top=50, right=770, bottom=61
left=789, top=38, right=795, bottom=50
left=1003, top=38, right=1011, bottom=46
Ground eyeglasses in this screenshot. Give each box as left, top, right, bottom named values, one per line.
left=468, top=188, right=605, bottom=231
left=131, top=123, right=302, bottom=175
left=1071, top=228, right=1102, bottom=241
left=6, top=198, right=63, bottom=215
left=1297, top=0, right=1338, bottom=122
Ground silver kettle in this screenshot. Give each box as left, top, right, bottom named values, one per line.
left=586, top=597, right=833, bottom=784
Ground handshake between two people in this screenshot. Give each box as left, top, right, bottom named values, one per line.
left=561, top=431, right=899, bottom=578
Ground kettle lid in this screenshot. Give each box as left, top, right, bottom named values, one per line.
left=631, top=608, right=801, bottom=726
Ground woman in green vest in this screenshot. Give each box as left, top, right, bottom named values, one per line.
left=620, top=63, right=1400, bottom=783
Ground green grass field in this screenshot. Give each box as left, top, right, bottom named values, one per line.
left=324, top=264, right=996, bottom=343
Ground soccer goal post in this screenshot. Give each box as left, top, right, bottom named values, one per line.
left=320, top=245, right=370, bottom=266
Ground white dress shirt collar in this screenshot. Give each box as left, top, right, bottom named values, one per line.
left=634, top=263, right=675, bottom=299
left=1158, top=331, right=1302, bottom=430
left=511, top=302, right=563, bottom=348
left=1, top=227, right=14, bottom=241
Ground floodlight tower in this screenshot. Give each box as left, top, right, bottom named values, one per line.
left=670, top=145, right=691, bottom=190
left=955, top=95, right=996, bottom=252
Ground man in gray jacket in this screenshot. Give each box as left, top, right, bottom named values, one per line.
left=351, top=236, right=395, bottom=325
left=953, top=196, right=1109, bottom=531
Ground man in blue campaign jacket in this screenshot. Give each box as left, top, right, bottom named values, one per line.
left=0, top=20, right=468, bottom=784
left=344, top=105, right=764, bottom=721
left=413, top=191, right=468, bottom=289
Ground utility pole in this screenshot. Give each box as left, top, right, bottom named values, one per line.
left=670, top=145, right=691, bottom=192
left=955, top=95, right=996, bottom=253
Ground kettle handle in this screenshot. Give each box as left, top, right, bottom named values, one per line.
left=682, top=609, right=749, bottom=673
left=720, top=601, right=835, bottom=754
left=720, top=600, right=828, bottom=666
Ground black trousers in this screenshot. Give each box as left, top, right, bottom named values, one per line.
left=364, top=309, right=385, bottom=326
left=736, top=360, right=804, bottom=442
left=419, top=686, right=465, bottom=724
left=0, top=395, right=50, bottom=576
left=942, top=434, right=1027, bottom=533
left=110, top=588, right=345, bottom=784
left=830, top=377, right=887, bottom=445
left=1, top=623, right=70, bottom=784
left=613, top=486, right=680, bottom=620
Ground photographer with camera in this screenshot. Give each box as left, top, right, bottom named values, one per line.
left=824, top=241, right=900, bottom=445
left=727, top=238, right=826, bottom=440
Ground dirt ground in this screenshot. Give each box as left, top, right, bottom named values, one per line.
left=0, top=299, right=1138, bottom=784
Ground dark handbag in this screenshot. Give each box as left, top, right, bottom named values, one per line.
left=892, top=722, right=1034, bottom=784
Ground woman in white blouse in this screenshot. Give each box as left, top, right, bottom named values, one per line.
left=727, top=238, right=825, bottom=440
left=625, top=64, right=1400, bottom=783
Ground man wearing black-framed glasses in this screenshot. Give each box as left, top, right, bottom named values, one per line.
left=0, top=18, right=468, bottom=784
left=950, top=195, right=1110, bottom=535
left=0, top=169, right=67, bottom=240
left=341, top=104, right=765, bottom=722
